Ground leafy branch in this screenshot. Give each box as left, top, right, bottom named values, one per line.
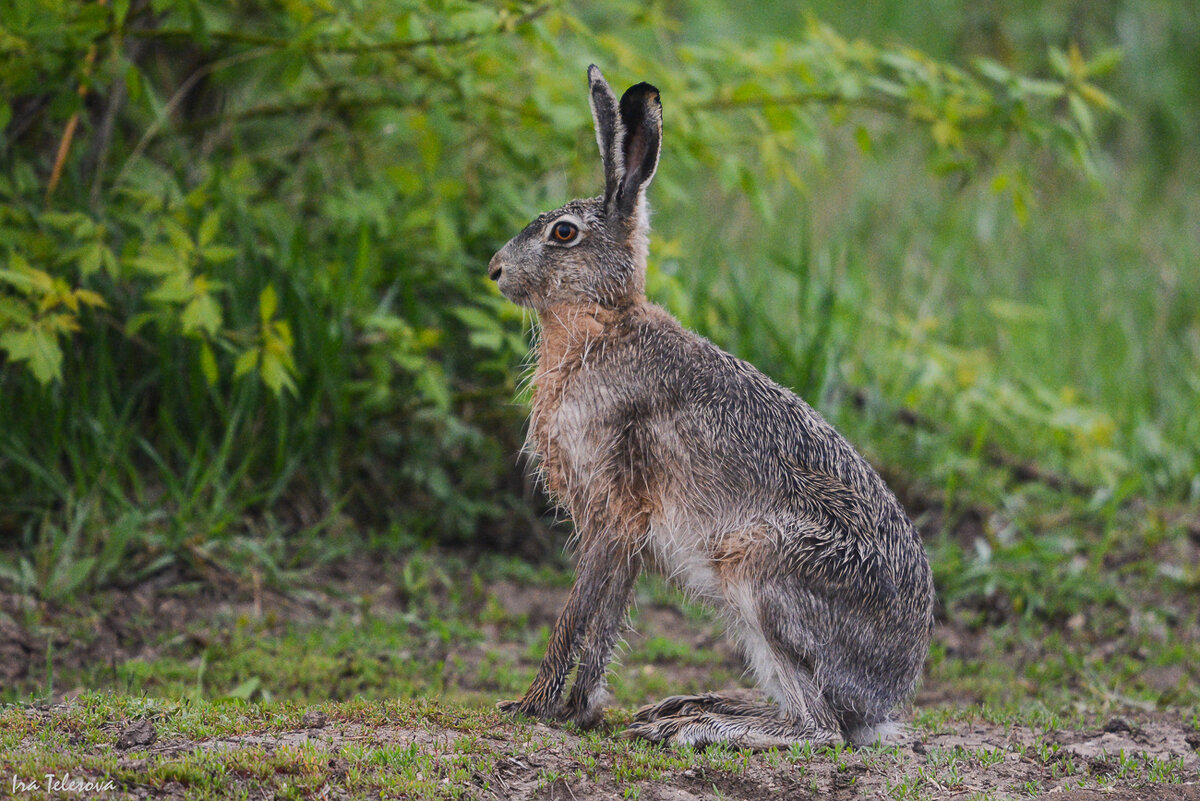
left=115, top=3, right=550, bottom=54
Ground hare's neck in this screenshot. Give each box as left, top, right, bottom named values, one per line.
left=534, top=301, right=627, bottom=373
left=528, top=301, right=628, bottom=500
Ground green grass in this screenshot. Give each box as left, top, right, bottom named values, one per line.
left=3, top=544, right=1196, bottom=797
left=1, top=696, right=511, bottom=800
left=6, top=535, right=1198, bottom=714
left=655, top=146, right=1200, bottom=502
left=3, top=691, right=1194, bottom=800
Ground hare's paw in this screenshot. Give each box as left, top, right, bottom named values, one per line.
left=496, top=699, right=524, bottom=717
left=562, top=688, right=611, bottom=729
left=496, top=698, right=558, bottom=722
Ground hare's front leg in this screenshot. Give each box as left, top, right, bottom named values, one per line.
left=499, top=537, right=641, bottom=723
left=561, top=551, right=640, bottom=727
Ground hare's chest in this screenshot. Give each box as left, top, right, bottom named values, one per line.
left=529, top=379, right=611, bottom=499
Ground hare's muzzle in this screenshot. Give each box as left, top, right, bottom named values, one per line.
left=487, top=254, right=504, bottom=281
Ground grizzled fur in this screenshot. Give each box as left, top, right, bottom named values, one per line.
left=490, top=65, right=935, bottom=748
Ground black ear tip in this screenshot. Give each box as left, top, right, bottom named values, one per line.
left=620, top=82, right=661, bottom=109
left=587, top=64, right=605, bottom=84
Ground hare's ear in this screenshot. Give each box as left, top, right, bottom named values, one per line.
left=587, top=65, right=622, bottom=204
left=612, top=82, right=662, bottom=219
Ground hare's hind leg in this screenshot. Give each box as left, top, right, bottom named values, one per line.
left=624, top=580, right=842, bottom=749
left=626, top=690, right=835, bottom=749
left=624, top=707, right=839, bottom=750
left=623, top=684, right=840, bottom=749
left=632, top=690, right=770, bottom=723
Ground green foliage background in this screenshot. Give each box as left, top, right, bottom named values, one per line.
left=1, top=0, right=1197, bottom=607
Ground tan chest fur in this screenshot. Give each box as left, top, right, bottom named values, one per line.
left=528, top=303, right=617, bottom=504
left=528, top=302, right=748, bottom=587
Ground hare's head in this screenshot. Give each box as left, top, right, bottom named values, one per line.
left=488, top=66, right=662, bottom=310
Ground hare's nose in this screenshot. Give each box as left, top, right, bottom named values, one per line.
left=487, top=254, right=503, bottom=281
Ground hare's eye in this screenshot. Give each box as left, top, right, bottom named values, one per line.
left=550, top=221, right=579, bottom=243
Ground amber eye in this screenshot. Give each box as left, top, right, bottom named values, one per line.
left=551, top=221, right=579, bottom=242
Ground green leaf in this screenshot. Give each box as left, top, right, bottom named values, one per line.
left=101, top=246, right=120, bottom=276
left=1048, top=47, right=1070, bottom=79
left=450, top=305, right=499, bottom=332
left=259, top=284, right=278, bottom=325
left=1012, top=183, right=1030, bottom=226
left=1068, top=92, right=1095, bottom=142
left=74, top=289, right=107, bottom=308
left=1, top=326, right=64, bottom=383
left=181, top=294, right=222, bottom=336
left=225, top=677, right=261, bottom=700
left=39, top=212, right=87, bottom=232
left=234, top=347, right=259, bottom=378
left=146, top=272, right=194, bottom=303
left=973, top=58, right=1012, bottom=84
left=415, top=365, right=450, bottom=411
left=163, top=219, right=194, bottom=254
left=124, top=312, right=156, bottom=336
left=866, top=77, right=906, bottom=98
left=129, top=246, right=186, bottom=275
left=198, top=210, right=220, bottom=248
left=79, top=241, right=104, bottom=275
left=259, top=348, right=297, bottom=396
left=1085, top=47, right=1123, bottom=78
left=0, top=296, right=33, bottom=326
left=124, top=63, right=143, bottom=103
left=1015, top=77, right=1065, bottom=99
left=187, top=0, right=211, bottom=48
left=201, top=245, right=238, bottom=263
left=0, top=268, right=36, bottom=293
left=1078, top=83, right=1119, bottom=112
left=199, top=341, right=219, bottom=386
left=50, top=556, right=97, bottom=599
left=854, top=125, right=873, bottom=154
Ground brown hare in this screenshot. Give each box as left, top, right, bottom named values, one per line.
left=489, top=66, right=934, bottom=749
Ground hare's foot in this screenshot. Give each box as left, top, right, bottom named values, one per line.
left=561, top=685, right=613, bottom=729
left=632, top=690, right=771, bottom=724
left=497, top=698, right=561, bottom=722
left=845, top=718, right=905, bottom=747
left=625, top=710, right=840, bottom=750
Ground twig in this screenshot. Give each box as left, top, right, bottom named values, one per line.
left=88, top=35, right=149, bottom=211
left=45, top=0, right=107, bottom=206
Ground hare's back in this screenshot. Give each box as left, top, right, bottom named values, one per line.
left=625, top=313, right=891, bottom=509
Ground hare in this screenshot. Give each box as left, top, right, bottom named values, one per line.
left=489, top=65, right=934, bottom=749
